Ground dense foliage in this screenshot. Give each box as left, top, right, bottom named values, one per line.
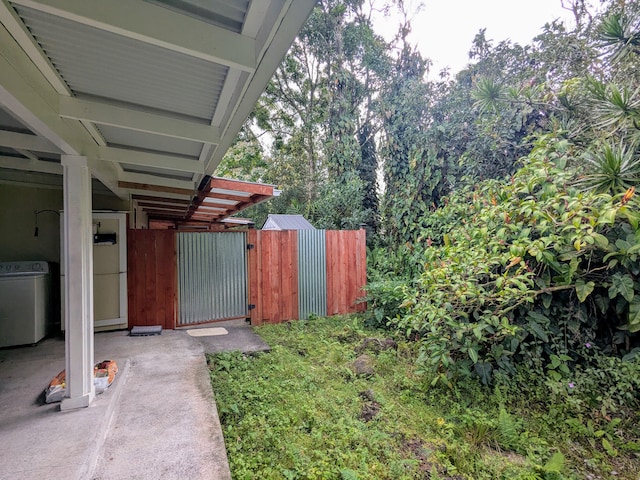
left=210, top=317, right=640, bottom=479
left=371, top=136, right=640, bottom=395
left=365, top=0, right=640, bottom=391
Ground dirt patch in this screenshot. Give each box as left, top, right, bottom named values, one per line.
left=360, top=400, right=381, bottom=422
left=358, top=389, right=381, bottom=422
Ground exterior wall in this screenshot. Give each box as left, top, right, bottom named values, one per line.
left=0, top=183, right=129, bottom=262
left=1, top=182, right=130, bottom=332
left=0, top=183, right=63, bottom=263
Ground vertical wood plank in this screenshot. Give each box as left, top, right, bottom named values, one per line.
left=357, top=228, right=367, bottom=312
left=291, top=230, right=299, bottom=320
left=163, top=231, right=177, bottom=329
left=247, top=229, right=261, bottom=325
left=262, top=231, right=273, bottom=323
left=127, top=229, right=177, bottom=329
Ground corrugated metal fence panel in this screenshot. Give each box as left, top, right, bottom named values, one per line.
left=298, top=230, right=327, bottom=319
left=178, top=232, right=247, bottom=325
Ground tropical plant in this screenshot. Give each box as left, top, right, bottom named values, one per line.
left=376, top=134, right=640, bottom=387
left=575, top=142, right=640, bottom=193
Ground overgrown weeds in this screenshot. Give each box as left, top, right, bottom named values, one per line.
left=209, top=316, right=640, bottom=479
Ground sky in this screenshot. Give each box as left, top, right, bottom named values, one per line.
left=372, top=0, right=577, bottom=78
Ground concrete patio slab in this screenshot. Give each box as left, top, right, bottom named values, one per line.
left=0, top=328, right=247, bottom=480
left=185, top=319, right=272, bottom=355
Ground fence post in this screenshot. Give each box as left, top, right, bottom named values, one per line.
left=247, top=229, right=262, bottom=325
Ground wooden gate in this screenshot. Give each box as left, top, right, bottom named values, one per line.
left=127, top=229, right=177, bottom=329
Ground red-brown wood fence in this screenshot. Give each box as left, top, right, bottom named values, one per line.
left=128, top=229, right=366, bottom=328
left=326, top=229, right=367, bottom=317
left=127, top=229, right=177, bottom=329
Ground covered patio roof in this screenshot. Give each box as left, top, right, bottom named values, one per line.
left=0, top=0, right=316, bottom=410
left=0, top=0, right=314, bottom=222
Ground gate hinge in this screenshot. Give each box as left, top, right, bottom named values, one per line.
left=246, top=243, right=255, bottom=250
left=248, top=304, right=256, bottom=310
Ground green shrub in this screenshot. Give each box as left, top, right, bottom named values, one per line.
left=371, top=135, right=640, bottom=399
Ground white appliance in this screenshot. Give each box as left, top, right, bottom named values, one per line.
left=0, top=261, right=51, bottom=347
left=60, top=212, right=128, bottom=331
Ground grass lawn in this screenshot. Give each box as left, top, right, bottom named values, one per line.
left=208, top=316, right=640, bottom=479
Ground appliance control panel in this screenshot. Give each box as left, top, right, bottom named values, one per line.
left=0, top=261, right=49, bottom=275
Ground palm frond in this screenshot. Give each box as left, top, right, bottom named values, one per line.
left=575, top=142, right=640, bottom=193
left=472, top=78, right=505, bottom=113
left=598, top=12, right=640, bottom=62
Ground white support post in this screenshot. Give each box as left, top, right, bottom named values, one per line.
left=61, top=155, right=95, bottom=410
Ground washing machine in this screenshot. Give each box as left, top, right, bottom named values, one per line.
left=0, top=261, right=51, bottom=347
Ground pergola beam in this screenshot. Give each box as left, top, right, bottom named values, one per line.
left=209, top=176, right=275, bottom=196
left=98, top=146, right=204, bottom=174
left=11, top=0, right=257, bottom=71
left=132, top=194, right=190, bottom=205
left=0, top=130, right=63, bottom=153
left=118, top=180, right=195, bottom=197
left=59, top=96, right=221, bottom=145
left=0, top=155, right=62, bottom=174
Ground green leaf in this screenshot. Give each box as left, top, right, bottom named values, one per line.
left=468, top=347, right=479, bottom=363
left=575, top=280, right=596, bottom=302
left=598, top=208, right=618, bottom=225
left=591, top=232, right=610, bottom=249
left=474, top=362, right=492, bottom=385
left=543, top=452, right=565, bottom=472
left=628, top=300, right=640, bottom=333
left=602, top=438, right=618, bottom=457
left=528, top=321, right=549, bottom=343
left=340, top=468, right=359, bottom=480
left=609, top=273, right=635, bottom=302
left=473, top=325, right=484, bottom=339
left=620, top=208, right=640, bottom=229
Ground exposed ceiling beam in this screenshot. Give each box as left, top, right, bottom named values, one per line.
left=12, top=0, right=257, bottom=71
left=210, top=69, right=242, bottom=128
left=193, top=205, right=226, bottom=212
left=14, top=148, right=38, bottom=160
left=136, top=202, right=188, bottom=212
left=142, top=209, right=186, bottom=218
left=200, top=200, right=237, bottom=208
left=206, top=191, right=252, bottom=203
left=59, top=96, right=221, bottom=145
left=0, top=130, right=63, bottom=153
left=118, top=180, right=195, bottom=197
left=0, top=155, right=62, bottom=174
left=132, top=195, right=191, bottom=205
left=98, top=146, right=204, bottom=174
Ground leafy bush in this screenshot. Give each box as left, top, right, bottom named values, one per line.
left=376, top=135, right=640, bottom=396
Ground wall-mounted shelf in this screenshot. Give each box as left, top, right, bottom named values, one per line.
left=94, top=233, right=117, bottom=245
